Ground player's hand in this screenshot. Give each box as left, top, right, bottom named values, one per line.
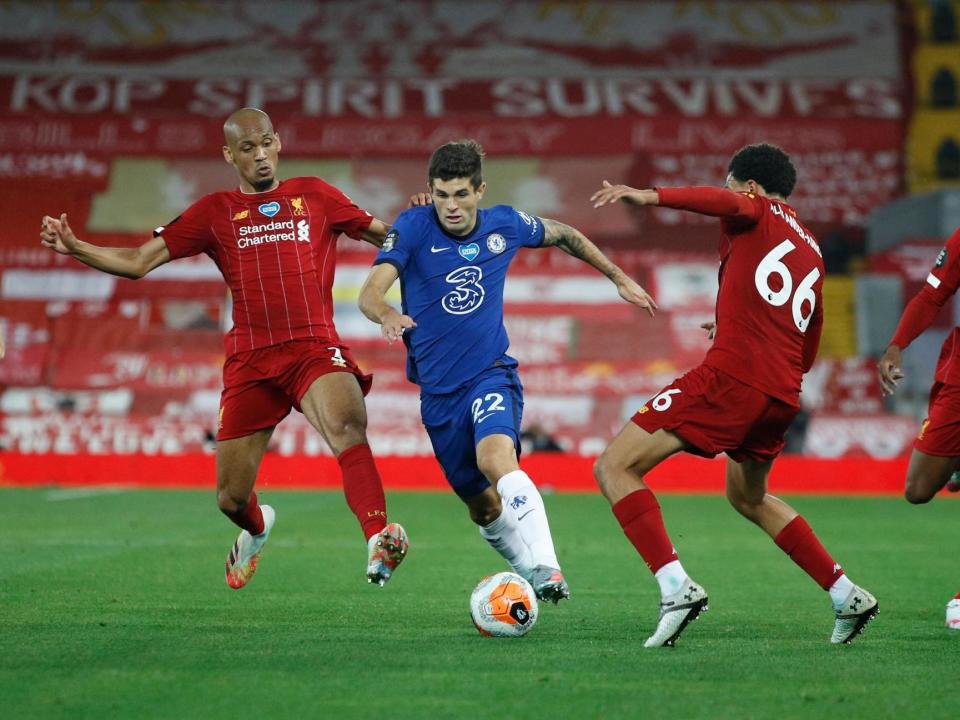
left=877, top=346, right=904, bottom=396
left=591, top=180, right=654, bottom=208
left=701, top=321, right=716, bottom=340
left=40, top=214, right=80, bottom=255
left=407, top=192, right=433, bottom=208
left=380, top=308, right=417, bottom=344
left=614, top=274, right=657, bottom=317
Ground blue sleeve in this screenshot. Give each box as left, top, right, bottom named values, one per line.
left=513, top=208, right=545, bottom=248
left=373, top=211, right=417, bottom=272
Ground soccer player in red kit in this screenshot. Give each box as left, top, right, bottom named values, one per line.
left=590, top=144, right=878, bottom=647
left=877, top=226, right=960, bottom=629
left=39, top=108, right=408, bottom=590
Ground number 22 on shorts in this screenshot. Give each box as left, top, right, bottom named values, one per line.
left=472, top=392, right=505, bottom=424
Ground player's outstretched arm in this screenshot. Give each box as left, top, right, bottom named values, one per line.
left=360, top=219, right=392, bottom=249
left=358, top=263, right=417, bottom=344
left=590, top=180, right=658, bottom=208
left=540, top=218, right=657, bottom=317
left=40, top=214, right=171, bottom=279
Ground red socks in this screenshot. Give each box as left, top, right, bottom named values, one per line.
left=223, top=491, right=265, bottom=535
left=774, top=516, right=844, bottom=590
left=338, top=443, right=387, bottom=539
left=612, top=489, right=678, bottom=573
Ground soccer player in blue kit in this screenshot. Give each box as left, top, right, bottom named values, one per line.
left=359, top=140, right=656, bottom=601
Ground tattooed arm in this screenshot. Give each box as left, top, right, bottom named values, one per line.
left=540, top=218, right=657, bottom=317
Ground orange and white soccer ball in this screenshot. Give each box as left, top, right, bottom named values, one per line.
left=470, top=572, right=539, bottom=637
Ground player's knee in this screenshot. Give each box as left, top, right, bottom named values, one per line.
left=217, top=487, right=249, bottom=514
left=327, top=421, right=368, bottom=454
left=727, top=486, right=765, bottom=520
left=593, top=453, right=618, bottom=493
left=904, top=478, right=935, bottom=504
left=726, top=489, right=759, bottom=519
left=476, top=454, right=510, bottom=485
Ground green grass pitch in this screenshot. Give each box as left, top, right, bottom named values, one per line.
left=1, top=488, right=956, bottom=719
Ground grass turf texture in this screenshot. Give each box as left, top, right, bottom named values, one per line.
left=1, top=489, right=956, bottom=719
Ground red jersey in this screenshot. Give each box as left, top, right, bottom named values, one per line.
left=889, top=227, right=960, bottom=386
left=657, top=187, right=824, bottom=406
left=155, top=177, right=373, bottom=357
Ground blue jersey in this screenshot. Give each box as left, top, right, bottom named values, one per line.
left=373, top=204, right=545, bottom=394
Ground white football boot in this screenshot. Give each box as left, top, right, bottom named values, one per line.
left=366, top=522, right=409, bottom=586
left=830, top=585, right=878, bottom=644
left=643, top=577, right=708, bottom=648
left=225, top=505, right=276, bottom=590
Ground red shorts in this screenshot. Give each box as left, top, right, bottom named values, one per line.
left=915, top=381, right=960, bottom=457
left=217, top=339, right=372, bottom=441
left=631, top=364, right=798, bottom=463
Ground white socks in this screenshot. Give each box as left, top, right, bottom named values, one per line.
left=496, top=470, right=561, bottom=570
left=828, top=574, right=855, bottom=609
left=654, top=560, right=688, bottom=598
left=479, top=509, right=534, bottom=578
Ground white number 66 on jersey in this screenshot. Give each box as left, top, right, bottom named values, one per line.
left=755, top=239, right=821, bottom=332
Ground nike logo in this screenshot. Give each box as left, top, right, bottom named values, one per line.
left=518, top=510, right=535, bottom=521
left=430, top=245, right=449, bottom=253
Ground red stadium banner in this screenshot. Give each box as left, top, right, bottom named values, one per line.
left=0, top=2, right=902, bottom=81
left=0, top=452, right=928, bottom=497
left=0, top=76, right=901, bottom=121
left=0, top=301, right=51, bottom=385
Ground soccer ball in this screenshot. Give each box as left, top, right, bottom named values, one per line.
left=469, top=572, right=539, bottom=637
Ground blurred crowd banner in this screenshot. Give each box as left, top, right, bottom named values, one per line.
left=0, top=0, right=903, bottom=236
left=0, top=1, right=918, bottom=470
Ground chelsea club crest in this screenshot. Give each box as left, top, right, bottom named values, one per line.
left=486, top=233, right=506, bottom=254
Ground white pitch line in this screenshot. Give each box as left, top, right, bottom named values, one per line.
left=45, top=486, right=131, bottom=502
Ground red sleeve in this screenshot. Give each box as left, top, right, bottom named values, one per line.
left=154, top=195, right=213, bottom=259
left=322, top=182, right=374, bottom=240
left=889, top=227, right=960, bottom=349
left=889, top=291, right=944, bottom=349
left=655, top=186, right=763, bottom=224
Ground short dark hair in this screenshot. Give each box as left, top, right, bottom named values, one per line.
left=428, top=140, right=485, bottom=189
left=728, top=143, right=797, bottom=198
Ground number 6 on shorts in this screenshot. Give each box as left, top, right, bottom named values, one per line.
left=652, top=388, right=681, bottom=411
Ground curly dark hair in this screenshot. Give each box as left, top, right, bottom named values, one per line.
left=428, top=139, right=485, bottom=189
left=728, top=143, right=797, bottom=198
